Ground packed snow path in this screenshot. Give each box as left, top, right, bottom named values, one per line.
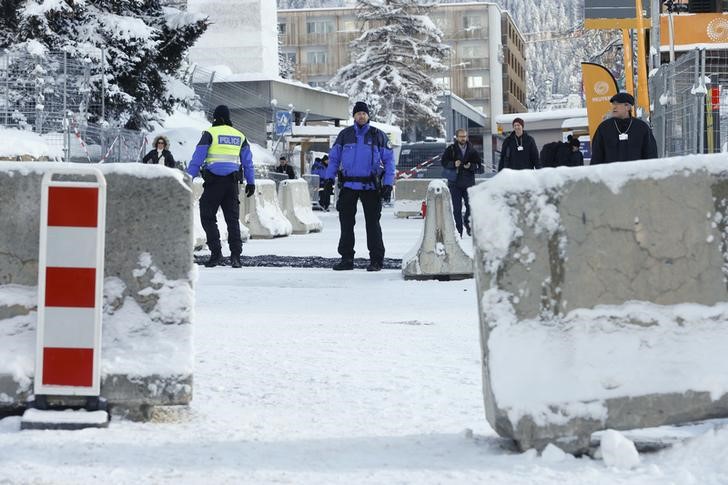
left=1, top=209, right=728, bottom=483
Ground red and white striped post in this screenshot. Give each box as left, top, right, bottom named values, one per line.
left=34, top=167, right=106, bottom=398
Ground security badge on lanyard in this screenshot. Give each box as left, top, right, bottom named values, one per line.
left=615, top=119, right=632, bottom=142
left=619, top=133, right=628, bottom=141
left=517, top=146, right=524, bottom=151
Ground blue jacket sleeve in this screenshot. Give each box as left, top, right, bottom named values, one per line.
left=380, top=134, right=395, bottom=186
left=240, top=139, right=255, bottom=184
left=186, top=132, right=212, bottom=177
left=324, top=134, right=344, bottom=180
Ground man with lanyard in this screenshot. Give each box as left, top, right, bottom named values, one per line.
left=187, top=105, right=256, bottom=268
left=498, top=117, right=540, bottom=171
left=590, top=92, right=658, bottom=164
left=323, top=101, right=395, bottom=272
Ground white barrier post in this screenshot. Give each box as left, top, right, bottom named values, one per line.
left=22, top=167, right=108, bottom=429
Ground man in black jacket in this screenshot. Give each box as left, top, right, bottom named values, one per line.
left=275, top=156, right=296, bottom=179
left=591, top=92, right=658, bottom=164
left=441, top=129, right=482, bottom=237
left=498, top=118, right=540, bottom=172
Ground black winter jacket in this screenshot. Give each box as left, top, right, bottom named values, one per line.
left=441, top=141, right=482, bottom=188
left=498, top=132, right=540, bottom=171
left=275, top=164, right=296, bottom=179
left=142, top=149, right=175, bottom=168
left=590, top=116, right=658, bottom=164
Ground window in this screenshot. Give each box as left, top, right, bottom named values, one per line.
left=306, top=20, right=333, bottom=34
left=463, top=15, right=482, bottom=30
left=467, top=76, right=485, bottom=88
left=341, top=20, right=357, bottom=32
left=432, top=15, right=448, bottom=30
left=433, top=77, right=451, bottom=89
left=306, top=51, right=328, bottom=64
left=284, top=52, right=296, bottom=63
left=461, top=45, right=484, bottom=59
left=277, top=23, right=287, bottom=35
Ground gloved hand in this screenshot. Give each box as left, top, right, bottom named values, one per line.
left=324, top=179, right=334, bottom=192
left=380, top=185, right=392, bottom=201
left=245, top=184, right=255, bottom=198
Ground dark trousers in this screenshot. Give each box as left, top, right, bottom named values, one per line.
left=336, top=187, right=384, bottom=263
left=319, top=184, right=332, bottom=209
left=200, top=173, right=242, bottom=256
left=449, top=184, right=471, bottom=235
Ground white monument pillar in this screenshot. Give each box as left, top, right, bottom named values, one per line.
left=187, top=0, right=279, bottom=77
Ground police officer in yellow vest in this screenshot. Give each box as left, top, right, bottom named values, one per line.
left=187, top=105, right=255, bottom=268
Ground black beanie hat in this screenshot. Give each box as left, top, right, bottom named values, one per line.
left=213, top=105, right=231, bottom=124
left=352, top=101, right=369, bottom=116
left=610, top=92, right=635, bottom=105
left=567, top=134, right=580, bottom=147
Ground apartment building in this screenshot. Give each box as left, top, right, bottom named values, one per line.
left=278, top=2, right=527, bottom=134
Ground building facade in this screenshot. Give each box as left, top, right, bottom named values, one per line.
left=278, top=2, right=527, bottom=135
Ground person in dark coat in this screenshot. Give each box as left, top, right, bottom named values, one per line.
left=142, top=135, right=176, bottom=168
left=590, top=92, right=658, bottom=164
left=311, top=155, right=331, bottom=210
left=275, top=156, right=296, bottom=179
left=441, top=128, right=482, bottom=237
left=556, top=135, right=584, bottom=167
left=498, top=118, right=540, bottom=171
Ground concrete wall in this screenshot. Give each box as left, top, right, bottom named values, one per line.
left=0, top=163, right=194, bottom=418
left=470, top=155, right=728, bottom=453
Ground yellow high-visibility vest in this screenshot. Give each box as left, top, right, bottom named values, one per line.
left=204, top=125, right=245, bottom=165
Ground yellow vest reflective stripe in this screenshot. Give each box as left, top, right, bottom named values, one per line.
left=205, top=126, right=245, bottom=165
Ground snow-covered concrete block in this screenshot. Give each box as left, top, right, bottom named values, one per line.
left=402, top=180, right=473, bottom=280
left=470, top=154, right=728, bottom=453
left=0, top=163, right=194, bottom=417
left=278, top=178, right=323, bottom=234
left=394, top=178, right=439, bottom=218
left=241, top=179, right=292, bottom=239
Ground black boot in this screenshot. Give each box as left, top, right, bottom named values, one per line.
left=366, top=261, right=382, bottom=272
left=230, top=254, right=242, bottom=268
left=205, top=251, right=223, bottom=267
left=333, top=259, right=354, bottom=271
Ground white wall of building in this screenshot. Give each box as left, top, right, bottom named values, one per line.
left=187, top=0, right=279, bottom=77
left=487, top=4, right=504, bottom=134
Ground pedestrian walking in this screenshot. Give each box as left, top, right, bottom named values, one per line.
left=590, top=92, right=658, bottom=164
left=186, top=105, right=256, bottom=268
left=323, top=101, right=395, bottom=272
left=142, top=135, right=176, bottom=168
left=498, top=118, right=540, bottom=171
left=441, top=129, right=482, bottom=237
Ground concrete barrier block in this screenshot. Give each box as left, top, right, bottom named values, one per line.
left=402, top=180, right=473, bottom=280
left=241, top=179, right=292, bottom=239
left=470, top=156, right=728, bottom=453
left=278, top=178, right=323, bottom=234
left=0, top=163, right=194, bottom=417
left=394, top=178, right=441, bottom=218
left=191, top=178, right=249, bottom=250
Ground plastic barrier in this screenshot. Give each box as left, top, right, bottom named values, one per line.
left=278, top=178, right=323, bottom=234
left=401, top=180, right=473, bottom=280
left=241, top=179, right=292, bottom=238
left=393, top=178, right=441, bottom=218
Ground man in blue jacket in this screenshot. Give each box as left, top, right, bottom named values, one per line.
left=323, top=101, right=395, bottom=272
left=187, top=105, right=256, bottom=269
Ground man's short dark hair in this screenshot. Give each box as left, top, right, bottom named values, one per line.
left=279, top=156, right=287, bottom=161
left=455, top=129, right=467, bottom=137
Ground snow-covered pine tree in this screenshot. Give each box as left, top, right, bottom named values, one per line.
left=329, top=0, right=449, bottom=138
left=5, top=0, right=207, bottom=130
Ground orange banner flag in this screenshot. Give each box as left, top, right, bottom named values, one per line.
left=582, top=62, right=620, bottom=140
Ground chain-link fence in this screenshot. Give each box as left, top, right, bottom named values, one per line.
left=0, top=49, right=145, bottom=162
left=650, top=49, right=728, bottom=157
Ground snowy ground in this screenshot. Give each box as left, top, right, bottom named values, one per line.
left=1, top=208, right=728, bottom=484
